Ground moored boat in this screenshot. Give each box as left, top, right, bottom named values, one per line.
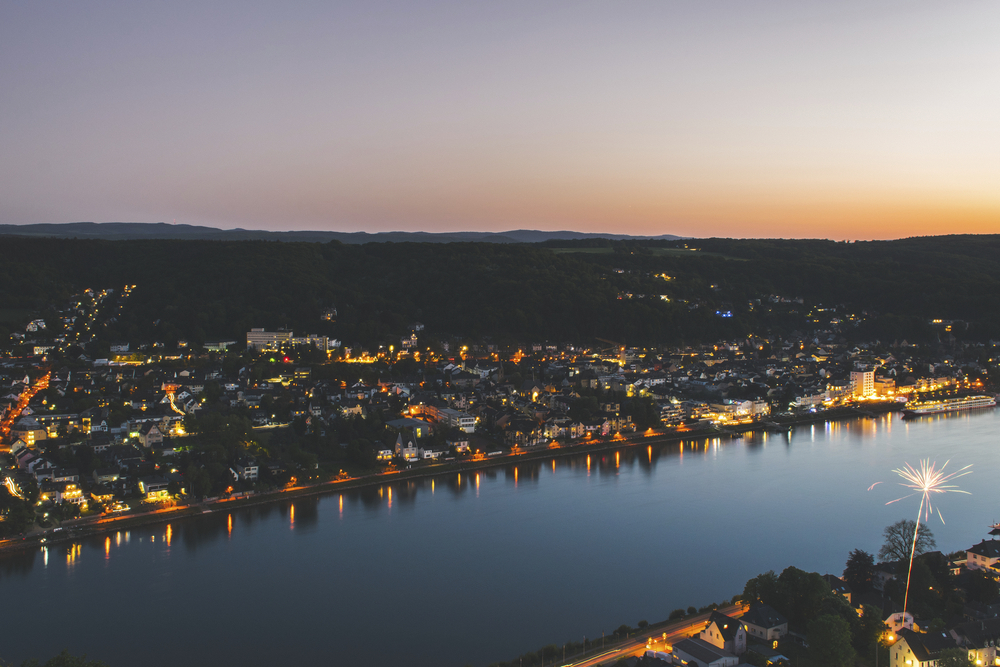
left=902, top=394, right=996, bottom=418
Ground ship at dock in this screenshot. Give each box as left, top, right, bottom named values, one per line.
left=902, top=394, right=997, bottom=418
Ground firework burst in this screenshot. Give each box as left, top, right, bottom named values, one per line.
left=876, top=459, right=971, bottom=623
left=885, top=459, right=972, bottom=525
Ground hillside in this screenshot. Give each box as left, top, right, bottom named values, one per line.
left=1, top=235, right=999, bottom=351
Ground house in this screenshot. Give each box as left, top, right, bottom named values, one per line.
left=874, top=561, right=900, bottom=591
left=138, top=422, right=164, bottom=449
left=38, top=480, right=87, bottom=506
left=889, top=629, right=956, bottom=667
left=418, top=442, right=447, bottom=460
left=967, top=539, right=1000, bottom=572
left=950, top=617, right=1000, bottom=665
left=854, top=589, right=912, bottom=633
left=742, top=604, right=788, bottom=642
left=394, top=433, right=418, bottom=462
left=230, top=458, right=259, bottom=481
left=823, top=574, right=853, bottom=603
left=14, top=446, right=40, bottom=471
left=90, top=484, right=115, bottom=505
left=51, top=469, right=80, bottom=483
left=700, top=610, right=747, bottom=655
left=137, top=476, right=171, bottom=502
left=671, top=637, right=739, bottom=667
left=446, top=438, right=470, bottom=454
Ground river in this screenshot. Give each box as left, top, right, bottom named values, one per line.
left=1, top=409, right=998, bottom=666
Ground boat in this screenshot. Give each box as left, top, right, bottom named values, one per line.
left=902, top=394, right=997, bottom=418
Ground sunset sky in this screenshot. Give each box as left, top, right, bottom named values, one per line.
left=2, top=1, right=998, bottom=240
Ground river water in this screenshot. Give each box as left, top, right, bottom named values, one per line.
left=2, top=409, right=998, bottom=666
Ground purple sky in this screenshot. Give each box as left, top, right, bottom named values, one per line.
left=2, top=1, right=998, bottom=239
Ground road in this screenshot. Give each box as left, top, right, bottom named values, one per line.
left=562, top=603, right=748, bottom=667
left=0, top=371, right=50, bottom=449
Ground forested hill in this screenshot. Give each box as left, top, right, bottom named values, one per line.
left=1, top=235, right=999, bottom=350
left=0, top=222, right=681, bottom=244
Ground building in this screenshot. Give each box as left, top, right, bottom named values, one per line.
left=950, top=618, right=1000, bottom=665
left=850, top=371, right=875, bottom=398
left=700, top=610, right=746, bottom=655
left=742, top=604, right=788, bottom=642
left=966, top=539, right=1000, bottom=572
left=889, top=629, right=956, bottom=667
left=823, top=574, right=853, bottom=603
left=231, top=458, right=259, bottom=482
left=138, top=422, right=164, bottom=449
left=394, top=433, right=418, bottom=462
left=246, top=329, right=293, bottom=351
left=425, top=405, right=476, bottom=433
left=671, top=637, right=739, bottom=667
left=137, top=476, right=171, bottom=502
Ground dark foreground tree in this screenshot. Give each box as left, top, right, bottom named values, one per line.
left=843, top=548, right=876, bottom=593
left=878, top=519, right=936, bottom=562
left=808, top=614, right=856, bottom=667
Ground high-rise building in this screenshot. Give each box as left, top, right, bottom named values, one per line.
left=850, top=371, right=875, bottom=398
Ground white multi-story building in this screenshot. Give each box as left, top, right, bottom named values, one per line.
left=425, top=406, right=476, bottom=433
left=246, top=329, right=293, bottom=351
left=850, top=371, right=875, bottom=398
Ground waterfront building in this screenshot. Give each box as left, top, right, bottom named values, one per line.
left=850, top=370, right=875, bottom=398
left=672, top=637, right=739, bottom=667
left=699, top=610, right=747, bottom=655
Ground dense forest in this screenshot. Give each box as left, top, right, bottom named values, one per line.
left=2, top=234, right=999, bottom=350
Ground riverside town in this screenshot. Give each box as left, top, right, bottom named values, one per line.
left=3, top=235, right=1000, bottom=667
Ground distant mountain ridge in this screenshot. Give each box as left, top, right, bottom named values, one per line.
left=0, top=222, right=682, bottom=243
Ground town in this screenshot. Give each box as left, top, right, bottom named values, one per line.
left=1, top=282, right=996, bottom=542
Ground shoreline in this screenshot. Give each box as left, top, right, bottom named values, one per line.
left=0, top=404, right=902, bottom=555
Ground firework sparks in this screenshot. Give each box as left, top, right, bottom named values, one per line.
left=884, top=459, right=972, bottom=525
left=876, top=459, right=971, bottom=625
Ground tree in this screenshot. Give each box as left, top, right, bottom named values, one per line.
left=775, top=567, right=831, bottom=630
left=843, top=548, right=876, bottom=593
left=878, top=519, right=936, bottom=563
left=742, top=570, right=778, bottom=604
left=807, top=614, right=856, bottom=667
left=19, top=650, right=109, bottom=667
left=965, top=569, right=1000, bottom=604
left=937, top=648, right=975, bottom=667
left=854, top=604, right=887, bottom=657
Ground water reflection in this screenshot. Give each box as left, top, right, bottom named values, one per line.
left=0, top=417, right=940, bottom=580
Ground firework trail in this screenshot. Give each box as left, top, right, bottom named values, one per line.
left=877, top=459, right=971, bottom=620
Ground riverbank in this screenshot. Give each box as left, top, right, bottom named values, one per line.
left=0, top=404, right=901, bottom=555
